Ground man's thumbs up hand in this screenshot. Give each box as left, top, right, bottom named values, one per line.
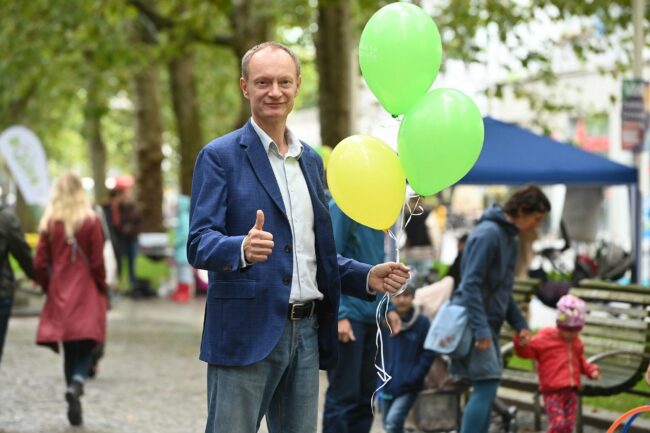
left=254, top=209, right=265, bottom=230
left=243, top=210, right=274, bottom=264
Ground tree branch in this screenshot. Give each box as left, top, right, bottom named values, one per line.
left=127, top=0, right=233, bottom=47
left=128, top=0, right=174, bottom=29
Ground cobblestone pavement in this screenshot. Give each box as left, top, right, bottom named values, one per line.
left=1, top=296, right=596, bottom=433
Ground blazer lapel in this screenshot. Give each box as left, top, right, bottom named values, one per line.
left=241, top=122, right=287, bottom=218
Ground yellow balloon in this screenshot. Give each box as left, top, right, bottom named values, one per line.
left=327, top=135, right=406, bottom=230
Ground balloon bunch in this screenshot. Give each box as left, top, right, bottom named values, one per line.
left=327, top=2, right=485, bottom=230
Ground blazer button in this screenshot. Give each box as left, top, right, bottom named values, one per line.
left=283, top=276, right=291, bottom=285
left=285, top=245, right=292, bottom=253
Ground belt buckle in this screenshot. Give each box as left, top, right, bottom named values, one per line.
left=290, top=301, right=315, bottom=321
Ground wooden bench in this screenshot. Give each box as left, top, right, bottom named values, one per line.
left=499, top=279, right=650, bottom=433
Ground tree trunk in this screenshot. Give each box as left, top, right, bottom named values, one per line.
left=169, top=52, right=204, bottom=196
left=315, top=0, right=353, bottom=148
left=133, top=64, right=164, bottom=233
left=83, top=77, right=108, bottom=204
left=230, top=0, right=275, bottom=129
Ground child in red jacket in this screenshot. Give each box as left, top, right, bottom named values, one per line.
left=514, top=294, right=600, bottom=433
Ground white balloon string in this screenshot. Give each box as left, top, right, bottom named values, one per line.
left=371, top=292, right=393, bottom=415
left=388, top=194, right=421, bottom=295
left=370, top=194, right=421, bottom=413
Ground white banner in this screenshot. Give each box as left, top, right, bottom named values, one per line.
left=0, top=126, right=49, bottom=206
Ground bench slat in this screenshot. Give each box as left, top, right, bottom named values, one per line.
left=581, top=326, right=648, bottom=343
left=583, top=302, right=649, bottom=318
left=580, top=335, right=646, bottom=353
left=583, top=315, right=648, bottom=330
left=570, top=288, right=650, bottom=305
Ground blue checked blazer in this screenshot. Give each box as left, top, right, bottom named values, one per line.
left=187, top=120, right=373, bottom=369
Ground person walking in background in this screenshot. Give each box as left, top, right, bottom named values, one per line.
left=514, top=294, right=600, bottom=433
left=170, top=194, right=192, bottom=303
left=322, top=202, right=401, bottom=433
left=380, top=286, right=435, bottom=433
left=0, top=206, right=35, bottom=368
left=100, top=188, right=121, bottom=287
left=451, top=185, right=551, bottom=433
left=187, top=41, right=410, bottom=433
left=33, top=172, right=109, bottom=427
left=111, top=185, right=141, bottom=293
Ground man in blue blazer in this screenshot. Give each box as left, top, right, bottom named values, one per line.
left=187, top=42, right=410, bottom=433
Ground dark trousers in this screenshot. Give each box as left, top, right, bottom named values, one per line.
left=322, top=320, right=377, bottom=433
left=117, top=238, right=138, bottom=290
left=0, top=296, right=12, bottom=366
left=63, top=340, right=95, bottom=385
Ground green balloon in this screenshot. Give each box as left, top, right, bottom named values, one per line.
left=359, top=2, right=442, bottom=116
left=397, top=88, right=484, bottom=196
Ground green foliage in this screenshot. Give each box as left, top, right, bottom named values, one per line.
left=0, top=0, right=644, bottom=190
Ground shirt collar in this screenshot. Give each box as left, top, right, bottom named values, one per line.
left=250, top=117, right=304, bottom=159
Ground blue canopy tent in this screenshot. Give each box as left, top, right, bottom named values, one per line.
left=457, top=117, right=640, bottom=280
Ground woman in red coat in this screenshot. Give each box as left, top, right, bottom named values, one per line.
left=34, top=172, right=108, bottom=427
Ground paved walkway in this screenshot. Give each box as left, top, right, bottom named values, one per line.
left=0, top=296, right=596, bottom=433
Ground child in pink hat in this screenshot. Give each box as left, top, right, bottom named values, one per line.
left=514, top=294, right=600, bottom=433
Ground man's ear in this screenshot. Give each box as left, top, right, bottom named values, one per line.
left=240, top=77, right=249, bottom=99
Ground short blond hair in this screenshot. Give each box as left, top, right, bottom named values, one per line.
left=241, top=41, right=301, bottom=80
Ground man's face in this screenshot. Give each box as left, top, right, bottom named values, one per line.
left=240, top=47, right=301, bottom=124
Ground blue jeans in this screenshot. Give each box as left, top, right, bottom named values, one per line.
left=205, top=316, right=319, bottom=433
left=63, top=340, right=95, bottom=385
left=460, top=379, right=500, bottom=433
left=0, top=296, right=12, bottom=367
left=117, top=238, right=138, bottom=289
left=380, top=392, right=419, bottom=433
left=322, top=320, right=377, bottom=433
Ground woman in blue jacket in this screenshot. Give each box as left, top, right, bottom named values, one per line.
left=452, top=185, right=550, bottom=433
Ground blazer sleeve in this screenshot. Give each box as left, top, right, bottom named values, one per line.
left=337, top=254, right=373, bottom=301
left=187, top=146, right=246, bottom=272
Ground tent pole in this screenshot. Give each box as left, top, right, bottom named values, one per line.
left=630, top=184, right=641, bottom=283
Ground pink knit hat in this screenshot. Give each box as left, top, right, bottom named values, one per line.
left=556, top=294, right=586, bottom=330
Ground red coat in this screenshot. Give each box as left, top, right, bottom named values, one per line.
left=34, top=216, right=108, bottom=351
left=514, top=326, right=599, bottom=393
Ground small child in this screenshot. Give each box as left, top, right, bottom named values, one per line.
left=514, top=294, right=600, bottom=433
left=380, top=286, right=436, bottom=433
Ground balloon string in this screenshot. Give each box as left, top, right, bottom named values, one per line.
left=370, top=194, right=422, bottom=413
left=371, top=293, right=393, bottom=415
left=388, top=194, right=422, bottom=291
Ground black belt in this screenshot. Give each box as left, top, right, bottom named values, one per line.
left=288, top=301, right=316, bottom=320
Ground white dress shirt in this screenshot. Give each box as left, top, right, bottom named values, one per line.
left=242, top=118, right=323, bottom=303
